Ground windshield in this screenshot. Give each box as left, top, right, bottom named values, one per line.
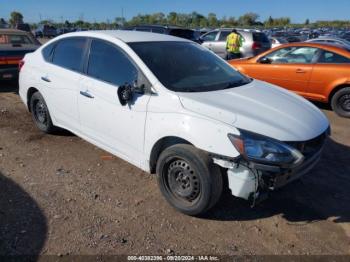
left=129, top=41, right=251, bottom=92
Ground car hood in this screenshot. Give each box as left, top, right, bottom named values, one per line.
left=177, top=80, right=329, bottom=141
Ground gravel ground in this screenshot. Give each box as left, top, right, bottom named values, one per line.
left=0, top=82, right=349, bottom=257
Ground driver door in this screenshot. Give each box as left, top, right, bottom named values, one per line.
left=78, top=39, right=151, bottom=165
left=248, top=46, right=319, bottom=95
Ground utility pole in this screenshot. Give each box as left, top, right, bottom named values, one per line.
left=121, top=7, right=125, bottom=26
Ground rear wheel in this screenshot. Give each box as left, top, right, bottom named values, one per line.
left=30, top=92, right=56, bottom=133
left=331, top=87, right=350, bottom=118
left=156, top=144, right=223, bottom=216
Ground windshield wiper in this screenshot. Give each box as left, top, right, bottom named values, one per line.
left=223, top=79, right=250, bottom=89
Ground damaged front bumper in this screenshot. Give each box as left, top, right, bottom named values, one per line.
left=213, top=143, right=324, bottom=205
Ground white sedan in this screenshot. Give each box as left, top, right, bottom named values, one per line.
left=19, top=31, right=330, bottom=215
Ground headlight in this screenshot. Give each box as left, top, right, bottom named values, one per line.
left=228, top=129, right=304, bottom=166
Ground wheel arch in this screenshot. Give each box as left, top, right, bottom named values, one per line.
left=328, top=84, right=350, bottom=103
left=149, top=136, right=192, bottom=174
left=27, top=87, right=39, bottom=112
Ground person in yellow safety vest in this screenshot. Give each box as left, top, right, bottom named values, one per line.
left=226, top=29, right=243, bottom=60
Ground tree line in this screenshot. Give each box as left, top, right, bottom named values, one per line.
left=2, top=10, right=350, bottom=30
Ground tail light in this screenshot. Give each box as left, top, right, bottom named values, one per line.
left=0, top=56, right=23, bottom=65
left=18, top=60, right=25, bottom=72
left=252, top=42, right=262, bottom=50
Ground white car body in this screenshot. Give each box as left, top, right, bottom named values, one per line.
left=19, top=31, right=329, bottom=206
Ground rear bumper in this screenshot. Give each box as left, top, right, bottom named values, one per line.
left=0, top=67, right=18, bottom=80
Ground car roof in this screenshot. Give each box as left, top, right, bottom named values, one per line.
left=59, top=30, right=192, bottom=43
left=266, top=42, right=350, bottom=57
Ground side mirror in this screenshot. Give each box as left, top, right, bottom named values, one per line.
left=117, top=81, right=145, bottom=106
left=259, top=57, right=272, bottom=64
left=117, top=84, right=133, bottom=106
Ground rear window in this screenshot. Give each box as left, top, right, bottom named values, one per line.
left=253, top=33, right=270, bottom=43
left=0, top=34, right=34, bottom=45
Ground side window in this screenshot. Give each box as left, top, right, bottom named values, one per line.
left=87, top=39, right=138, bottom=86
left=52, top=38, right=86, bottom=72
left=218, top=31, right=230, bottom=41
left=42, top=43, right=55, bottom=62
left=318, top=51, right=350, bottom=64
left=201, top=31, right=218, bottom=42
left=265, top=46, right=318, bottom=64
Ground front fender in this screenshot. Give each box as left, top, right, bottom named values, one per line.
left=144, top=112, right=241, bottom=161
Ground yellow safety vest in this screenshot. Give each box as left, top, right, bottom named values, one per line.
left=226, top=33, right=241, bottom=53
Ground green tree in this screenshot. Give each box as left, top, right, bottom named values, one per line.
left=207, top=13, right=218, bottom=27
left=238, top=12, right=259, bottom=26
left=265, top=16, right=274, bottom=27
left=305, top=18, right=310, bottom=25
left=9, top=11, right=24, bottom=26
left=167, top=12, right=178, bottom=25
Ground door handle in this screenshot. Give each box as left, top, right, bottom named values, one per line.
left=296, top=69, right=306, bottom=73
left=80, top=90, right=94, bottom=99
left=41, top=76, right=51, bottom=82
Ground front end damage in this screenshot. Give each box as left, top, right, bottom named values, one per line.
left=212, top=131, right=328, bottom=206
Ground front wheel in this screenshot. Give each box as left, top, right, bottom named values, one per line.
left=331, top=87, right=350, bottom=118
left=156, top=144, right=223, bottom=216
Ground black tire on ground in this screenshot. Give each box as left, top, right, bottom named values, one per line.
left=156, top=144, right=223, bottom=216
left=331, top=87, right=350, bottom=118
left=29, top=91, right=56, bottom=133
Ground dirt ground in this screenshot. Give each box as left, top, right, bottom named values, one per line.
left=0, top=82, right=349, bottom=257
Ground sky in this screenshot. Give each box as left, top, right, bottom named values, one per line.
left=1, top=0, right=349, bottom=23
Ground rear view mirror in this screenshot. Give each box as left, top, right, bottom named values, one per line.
left=259, top=57, right=272, bottom=64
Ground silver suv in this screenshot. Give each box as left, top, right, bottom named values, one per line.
left=200, top=28, right=271, bottom=59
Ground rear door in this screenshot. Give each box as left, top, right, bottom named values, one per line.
left=78, top=39, right=151, bottom=164
left=42, top=37, right=88, bottom=132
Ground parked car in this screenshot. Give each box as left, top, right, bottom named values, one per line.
left=56, top=28, right=74, bottom=35
left=306, top=37, right=350, bottom=50
left=0, top=29, right=40, bottom=81
left=284, top=35, right=302, bottom=43
left=200, top=28, right=271, bottom=59
left=269, top=37, right=288, bottom=48
left=15, top=23, right=31, bottom=32
left=34, top=24, right=57, bottom=38
left=123, top=25, right=200, bottom=42
left=19, top=31, right=329, bottom=215
left=229, top=42, right=350, bottom=117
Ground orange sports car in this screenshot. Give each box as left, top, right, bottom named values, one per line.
left=229, top=42, right=350, bottom=117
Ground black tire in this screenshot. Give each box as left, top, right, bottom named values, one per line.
left=29, top=92, right=56, bottom=133
left=156, top=144, right=223, bottom=216
left=331, top=87, right=350, bottom=118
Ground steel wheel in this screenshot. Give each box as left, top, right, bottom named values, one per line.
left=166, top=159, right=201, bottom=204
left=339, top=94, right=350, bottom=112
left=33, top=100, right=48, bottom=125
left=30, top=92, right=56, bottom=133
